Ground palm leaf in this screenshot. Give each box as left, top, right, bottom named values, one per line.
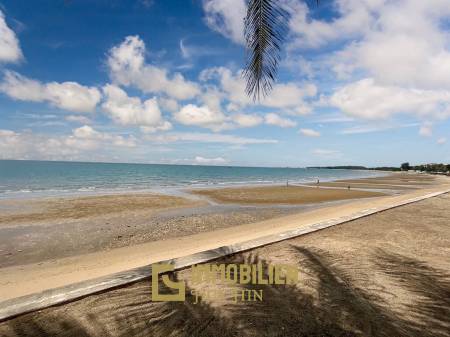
left=243, top=0, right=320, bottom=100
left=243, top=0, right=288, bottom=101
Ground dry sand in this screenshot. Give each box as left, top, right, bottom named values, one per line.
left=1, top=187, right=449, bottom=336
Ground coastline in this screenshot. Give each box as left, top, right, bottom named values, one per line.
left=3, top=190, right=445, bottom=336
left=0, top=172, right=448, bottom=302
left=0, top=163, right=387, bottom=201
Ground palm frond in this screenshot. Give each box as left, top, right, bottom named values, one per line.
left=243, top=0, right=288, bottom=101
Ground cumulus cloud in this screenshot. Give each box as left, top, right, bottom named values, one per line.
left=0, top=71, right=101, bottom=113
left=329, top=78, right=450, bottom=120
left=0, top=127, right=135, bottom=161
left=289, top=0, right=450, bottom=126
left=174, top=104, right=229, bottom=131
left=299, top=128, right=321, bottom=137
left=70, top=125, right=137, bottom=148
left=202, top=0, right=246, bottom=44
left=144, top=132, right=278, bottom=145
left=159, top=97, right=179, bottom=112
left=285, top=0, right=383, bottom=49
left=102, top=84, right=171, bottom=131
left=264, top=113, right=297, bottom=128
left=349, top=0, right=450, bottom=90
left=199, top=66, right=316, bottom=113
left=107, top=36, right=200, bottom=100
left=0, top=10, right=23, bottom=63
left=233, top=113, right=263, bottom=127
left=140, top=121, right=173, bottom=134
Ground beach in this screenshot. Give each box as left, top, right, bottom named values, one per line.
left=0, top=173, right=449, bottom=336
left=0, top=173, right=395, bottom=269
left=0, top=172, right=415, bottom=269
left=0, top=172, right=448, bottom=302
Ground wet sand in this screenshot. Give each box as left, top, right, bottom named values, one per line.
left=0, top=194, right=202, bottom=225
left=1, top=187, right=449, bottom=336
left=191, top=185, right=385, bottom=204
left=0, top=174, right=401, bottom=269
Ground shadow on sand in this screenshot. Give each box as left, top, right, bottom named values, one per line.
left=2, top=247, right=449, bottom=337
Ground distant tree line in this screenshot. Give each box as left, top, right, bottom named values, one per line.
left=309, top=163, right=450, bottom=174
left=400, top=162, right=450, bottom=173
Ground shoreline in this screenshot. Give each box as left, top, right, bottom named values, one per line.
left=0, top=169, right=389, bottom=201
left=0, top=173, right=449, bottom=302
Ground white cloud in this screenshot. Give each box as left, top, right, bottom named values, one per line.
left=289, top=0, right=450, bottom=128
left=179, top=39, right=219, bottom=60
left=202, top=0, right=246, bottom=44
left=194, top=156, right=228, bottom=165
left=299, top=128, right=321, bottom=137
left=71, top=125, right=137, bottom=148
left=340, top=123, right=418, bottom=135
left=0, top=127, right=135, bottom=161
left=312, top=148, right=341, bottom=157
left=199, top=67, right=316, bottom=113
left=107, top=36, right=200, bottom=100
left=174, top=104, right=229, bottom=131
left=65, top=115, right=92, bottom=124
left=329, top=78, right=450, bottom=120
left=174, top=103, right=299, bottom=131
left=350, top=0, right=450, bottom=90
left=285, top=0, right=384, bottom=49
left=140, top=121, right=173, bottom=134
left=233, top=113, right=263, bottom=127
left=0, top=71, right=101, bottom=113
left=419, top=122, right=433, bottom=137
left=102, top=84, right=171, bottom=131
left=144, top=132, right=278, bottom=145
left=159, top=97, right=179, bottom=112
left=264, top=113, right=297, bottom=128
left=313, top=114, right=354, bottom=123
left=0, top=10, right=23, bottom=63
left=437, top=137, right=447, bottom=145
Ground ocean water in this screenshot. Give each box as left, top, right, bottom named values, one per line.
left=0, top=160, right=384, bottom=199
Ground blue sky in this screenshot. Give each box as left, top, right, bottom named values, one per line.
left=0, top=0, right=449, bottom=167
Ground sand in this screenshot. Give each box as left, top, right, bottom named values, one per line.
left=191, top=185, right=385, bottom=204
left=0, top=194, right=201, bottom=225
left=0, top=174, right=448, bottom=302
left=0, top=175, right=403, bottom=269
left=1, top=187, right=449, bottom=336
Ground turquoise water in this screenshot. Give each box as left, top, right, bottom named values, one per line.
left=0, top=160, right=383, bottom=199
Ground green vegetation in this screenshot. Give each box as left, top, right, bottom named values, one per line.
left=411, top=163, right=450, bottom=174
left=308, top=163, right=450, bottom=174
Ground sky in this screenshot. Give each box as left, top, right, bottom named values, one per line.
left=0, top=0, right=449, bottom=167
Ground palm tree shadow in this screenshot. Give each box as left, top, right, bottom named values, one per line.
left=4, top=273, right=238, bottom=337
left=289, top=246, right=406, bottom=337
left=2, top=247, right=449, bottom=337
left=215, top=251, right=358, bottom=337
left=373, top=249, right=450, bottom=337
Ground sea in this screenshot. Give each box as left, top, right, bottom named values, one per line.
left=0, top=160, right=384, bottom=199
